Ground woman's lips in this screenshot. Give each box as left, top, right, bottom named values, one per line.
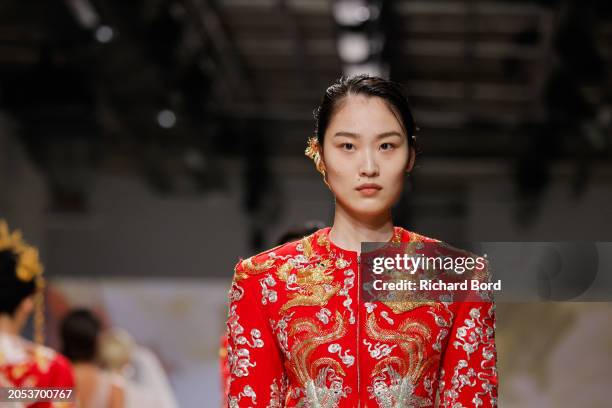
left=356, top=183, right=382, bottom=197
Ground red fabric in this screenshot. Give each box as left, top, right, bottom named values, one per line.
left=225, top=227, right=498, bottom=407
left=0, top=335, right=75, bottom=408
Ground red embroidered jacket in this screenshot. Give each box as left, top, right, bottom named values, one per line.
left=225, top=227, right=498, bottom=407
left=0, top=333, right=75, bottom=408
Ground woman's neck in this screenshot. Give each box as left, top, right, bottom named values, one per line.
left=329, top=205, right=394, bottom=252
left=0, top=315, right=18, bottom=336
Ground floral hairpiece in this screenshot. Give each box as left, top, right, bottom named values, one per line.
left=304, top=136, right=319, bottom=161
left=304, top=137, right=330, bottom=188
left=0, top=220, right=44, bottom=282
left=0, top=219, right=46, bottom=344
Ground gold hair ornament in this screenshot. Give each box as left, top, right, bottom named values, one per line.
left=304, top=137, right=331, bottom=189
left=0, top=220, right=45, bottom=344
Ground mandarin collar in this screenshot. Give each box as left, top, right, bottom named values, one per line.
left=314, top=226, right=405, bottom=257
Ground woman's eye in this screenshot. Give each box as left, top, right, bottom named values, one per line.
left=341, top=143, right=355, bottom=151
left=380, top=142, right=395, bottom=151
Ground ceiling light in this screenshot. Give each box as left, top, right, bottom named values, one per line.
left=95, top=25, right=114, bottom=43
left=157, top=110, right=177, bottom=129
left=333, top=0, right=371, bottom=26
left=337, top=32, right=370, bottom=63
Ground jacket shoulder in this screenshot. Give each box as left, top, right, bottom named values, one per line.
left=410, top=231, right=491, bottom=285
left=25, top=342, right=74, bottom=386
left=406, top=229, right=442, bottom=243
left=405, top=229, right=489, bottom=267
left=233, top=237, right=305, bottom=282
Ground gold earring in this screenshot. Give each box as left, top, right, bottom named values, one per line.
left=305, top=137, right=319, bottom=161
left=305, top=137, right=331, bottom=189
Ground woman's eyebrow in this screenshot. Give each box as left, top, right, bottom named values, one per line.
left=333, top=131, right=359, bottom=138
left=333, top=131, right=403, bottom=139
left=376, top=131, right=403, bottom=139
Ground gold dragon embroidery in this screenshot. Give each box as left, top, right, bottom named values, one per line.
left=365, top=313, right=440, bottom=407
left=280, top=258, right=341, bottom=313
left=287, top=311, right=349, bottom=407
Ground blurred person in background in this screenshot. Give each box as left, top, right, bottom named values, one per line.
left=225, top=75, right=498, bottom=406
left=98, top=328, right=178, bottom=408
left=60, top=309, right=124, bottom=408
left=0, top=220, right=75, bottom=408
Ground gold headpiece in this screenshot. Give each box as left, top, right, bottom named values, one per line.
left=304, top=137, right=330, bottom=189
left=0, top=220, right=46, bottom=344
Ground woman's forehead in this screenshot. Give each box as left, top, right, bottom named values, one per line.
left=326, top=95, right=405, bottom=137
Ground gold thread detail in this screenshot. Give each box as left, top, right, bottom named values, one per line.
left=305, top=137, right=331, bottom=189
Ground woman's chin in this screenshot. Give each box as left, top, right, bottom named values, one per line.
left=346, top=202, right=390, bottom=219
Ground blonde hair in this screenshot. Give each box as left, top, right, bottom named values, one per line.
left=99, top=327, right=135, bottom=371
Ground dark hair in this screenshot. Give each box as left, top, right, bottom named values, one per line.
left=313, top=74, right=418, bottom=148
left=60, top=309, right=102, bottom=363
left=0, top=249, right=36, bottom=316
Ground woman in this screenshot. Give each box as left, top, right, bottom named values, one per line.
left=0, top=220, right=75, bottom=408
left=225, top=75, right=498, bottom=407
left=60, top=309, right=125, bottom=408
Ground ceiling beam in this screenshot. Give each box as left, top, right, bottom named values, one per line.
left=181, top=0, right=255, bottom=104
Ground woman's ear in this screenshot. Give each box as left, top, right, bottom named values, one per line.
left=406, top=146, right=416, bottom=173
left=319, top=147, right=327, bottom=172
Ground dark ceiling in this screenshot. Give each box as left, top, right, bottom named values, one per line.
left=1, top=0, right=611, bottom=206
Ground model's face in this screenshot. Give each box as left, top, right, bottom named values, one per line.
left=321, top=95, right=414, bottom=218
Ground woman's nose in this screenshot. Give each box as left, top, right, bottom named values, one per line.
left=359, top=150, right=379, bottom=177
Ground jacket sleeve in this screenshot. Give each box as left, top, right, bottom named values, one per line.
left=438, top=299, right=498, bottom=407
left=225, top=260, right=286, bottom=407
left=46, top=353, right=76, bottom=408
